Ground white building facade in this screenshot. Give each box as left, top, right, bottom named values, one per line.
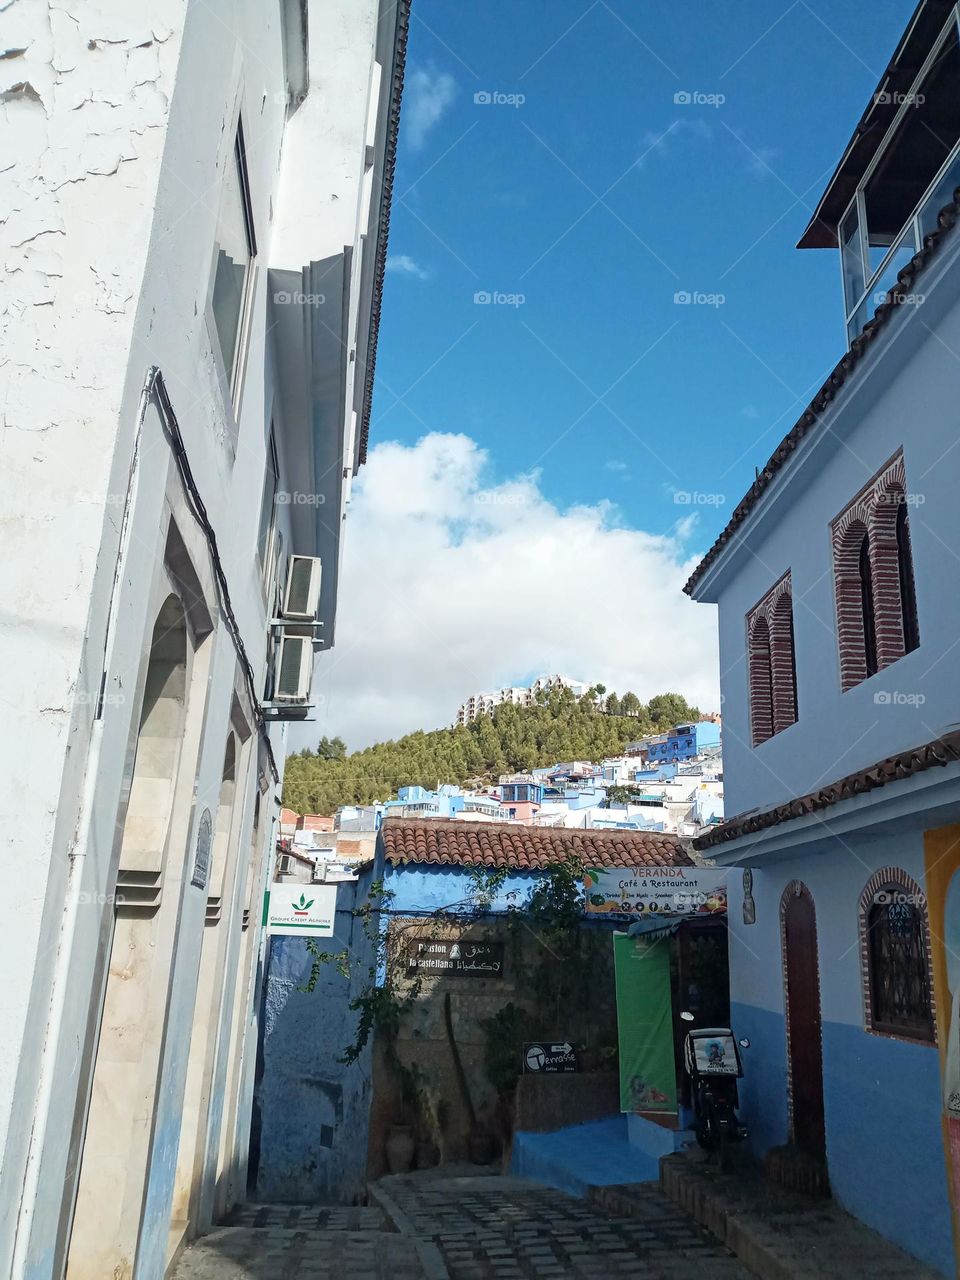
left=688, top=4, right=960, bottom=1272
left=0, top=2, right=407, bottom=1277
left=455, top=674, right=588, bottom=724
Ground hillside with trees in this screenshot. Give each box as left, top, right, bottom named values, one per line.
left=283, top=686, right=701, bottom=815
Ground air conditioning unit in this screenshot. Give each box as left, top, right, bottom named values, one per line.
left=282, top=555, right=322, bottom=621
left=275, top=632, right=313, bottom=701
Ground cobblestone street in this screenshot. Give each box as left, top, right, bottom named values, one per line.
left=172, top=1172, right=749, bottom=1279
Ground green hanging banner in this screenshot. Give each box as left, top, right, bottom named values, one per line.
left=613, top=932, right=677, bottom=1113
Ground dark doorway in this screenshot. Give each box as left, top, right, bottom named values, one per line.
left=673, top=920, right=731, bottom=1107
left=781, top=883, right=826, bottom=1157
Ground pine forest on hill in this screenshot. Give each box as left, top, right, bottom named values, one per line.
left=283, top=687, right=701, bottom=816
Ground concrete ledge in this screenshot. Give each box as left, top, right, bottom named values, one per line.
left=657, top=1152, right=944, bottom=1279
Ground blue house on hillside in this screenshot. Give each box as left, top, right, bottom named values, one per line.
left=646, top=721, right=720, bottom=764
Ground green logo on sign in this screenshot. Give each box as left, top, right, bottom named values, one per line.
left=293, top=893, right=314, bottom=914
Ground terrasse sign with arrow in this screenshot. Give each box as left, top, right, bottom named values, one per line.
left=522, top=1041, right=579, bottom=1074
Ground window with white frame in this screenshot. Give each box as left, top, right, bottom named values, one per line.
left=841, top=12, right=960, bottom=342
left=210, top=121, right=256, bottom=397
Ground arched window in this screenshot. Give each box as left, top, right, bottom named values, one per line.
left=747, top=572, right=797, bottom=746
left=832, top=453, right=918, bottom=685
left=896, top=501, right=920, bottom=654
left=748, top=616, right=773, bottom=746
left=859, top=532, right=878, bottom=677
left=770, top=592, right=799, bottom=734
left=860, top=871, right=935, bottom=1043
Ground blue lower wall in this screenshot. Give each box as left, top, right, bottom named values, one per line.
left=255, top=875, right=376, bottom=1204
left=733, top=1000, right=954, bottom=1276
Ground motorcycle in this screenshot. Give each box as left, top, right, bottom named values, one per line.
left=680, top=1013, right=748, bottom=1170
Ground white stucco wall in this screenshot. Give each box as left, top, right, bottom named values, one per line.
left=0, top=4, right=190, bottom=1267
left=0, top=0, right=397, bottom=1274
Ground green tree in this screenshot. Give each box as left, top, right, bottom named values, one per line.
left=605, top=784, right=634, bottom=806
left=620, top=691, right=642, bottom=717
left=646, top=693, right=700, bottom=729
left=317, top=735, right=347, bottom=760
left=604, top=692, right=621, bottom=716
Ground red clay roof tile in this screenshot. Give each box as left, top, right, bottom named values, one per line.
left=380, top=817, right=692, bottom=870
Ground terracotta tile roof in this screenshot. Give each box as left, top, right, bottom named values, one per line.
left=380, top=817, right=692, bottom=870
left=695, top=730, right=960, bottom=852
left=683, top=185, right=960, bottom=598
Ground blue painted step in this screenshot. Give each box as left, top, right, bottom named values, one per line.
left=511, top=1116, right=661, bottom=1198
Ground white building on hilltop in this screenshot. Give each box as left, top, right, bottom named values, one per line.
left=0, top=2, right=408, bottom=1277
left=456, top=674, right=589, bottom=724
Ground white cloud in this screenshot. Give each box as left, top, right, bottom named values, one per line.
left=742, top=142, right=778, bottom=178
left=604, top=459, right=628, bottom=473
left=386, top=253, right=430, bottom=280
left=304, top=433, right=720, bottom=750
left=638, top=118, right=713, bottom=165
left=404, top=64, right=456, bottom=151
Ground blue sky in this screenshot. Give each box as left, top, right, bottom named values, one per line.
left=373, top=0, right=912, bottom=540
left=313, top=0, right=919, bottom=748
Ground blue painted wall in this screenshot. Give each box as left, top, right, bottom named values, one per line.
left=385, top=862, right=545, bottom=915
left=647, top=721, right=720, bottom=763
left=254, top=868, right=378, bottom=1204
left=722, top=829, right=954, bottom=1276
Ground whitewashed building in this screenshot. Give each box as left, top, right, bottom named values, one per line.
left=455, top=674, right=589, bottom=724
left=0, top=1, right=408, bottom=1277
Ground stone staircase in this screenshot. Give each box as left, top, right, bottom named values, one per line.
left=589, top=1149, right=944, bottom=1279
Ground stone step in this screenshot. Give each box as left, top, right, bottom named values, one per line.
left=652, top=1151, right=943, bottom=1279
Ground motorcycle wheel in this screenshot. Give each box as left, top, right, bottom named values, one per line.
left=695, top=1123, right=716, bottom=1151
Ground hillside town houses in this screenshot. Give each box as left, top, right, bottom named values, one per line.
left=456, top=673, right=589, bottom=724
left=275, top=717, right=726, bottom=886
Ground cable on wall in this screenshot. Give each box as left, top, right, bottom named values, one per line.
left=147, top=365, right=281, bottom=784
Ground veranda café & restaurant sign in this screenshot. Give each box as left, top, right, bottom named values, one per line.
left=583, top=865, right=727, bottom=919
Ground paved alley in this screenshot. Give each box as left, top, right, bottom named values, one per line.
left=172, top=1172, right=749, bottom=1279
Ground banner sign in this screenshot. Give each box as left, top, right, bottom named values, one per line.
left=267, top=883, right=337, bottom=937
left=613, top=932, right=677, bottom=1113
left=406, top=939, right=505, bottom=977
left=690, top=1032, right=739, bottom=1077
left=522, top=1041, right=578, bottom=1074
left=585, top=866, right=727, bottom=919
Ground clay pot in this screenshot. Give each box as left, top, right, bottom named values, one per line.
left=467, top=1126, right=497, bottom=1165
left=385, top=1124, right=416, bottom=1174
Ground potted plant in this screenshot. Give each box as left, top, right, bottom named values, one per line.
left=385, top=1058, right=420, bottom=1174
